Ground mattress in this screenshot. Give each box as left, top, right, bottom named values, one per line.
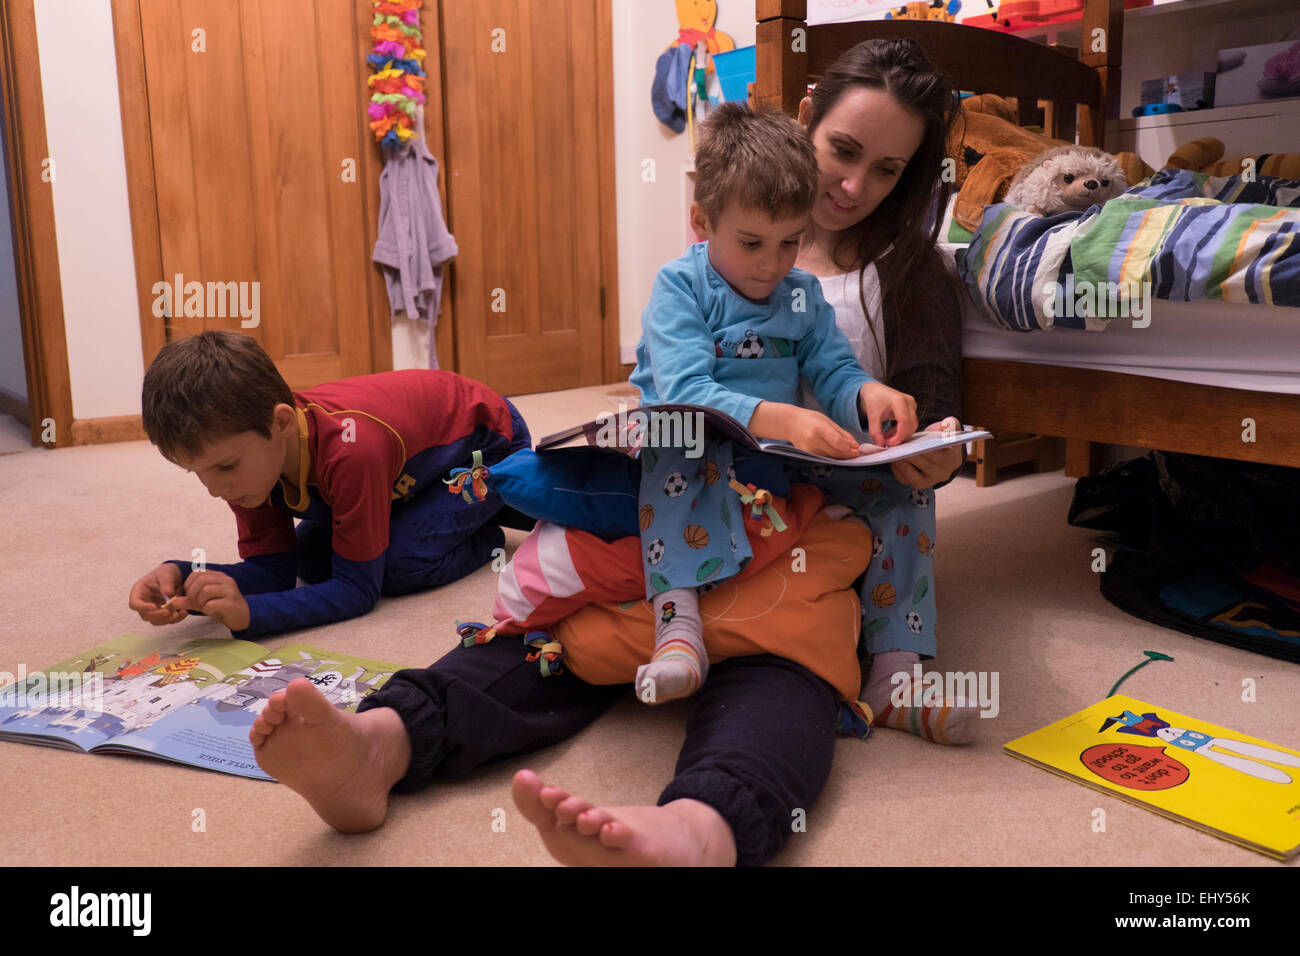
left=939, top=243, right=1300, bottom=396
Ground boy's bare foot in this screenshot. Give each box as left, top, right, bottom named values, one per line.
left=511, top=769, right=737, bottom=866
left=250, top=677, right=411, bottom=832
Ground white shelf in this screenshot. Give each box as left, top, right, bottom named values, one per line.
left=1125, top=0, right=1300, bottom=37
left=1114, top=96, right=1300, bottom=131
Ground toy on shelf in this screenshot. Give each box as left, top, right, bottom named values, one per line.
left=884, top=1, right=961, bottom=21
left=966, top=0, right=1151, bottom=34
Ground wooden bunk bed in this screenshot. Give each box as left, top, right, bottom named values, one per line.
left=753, top=0, right=1300, bottom=474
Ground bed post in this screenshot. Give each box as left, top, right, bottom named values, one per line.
left=754, top=0, right=807, bottom=115
left=1078, top=0, right=1123, bottom=148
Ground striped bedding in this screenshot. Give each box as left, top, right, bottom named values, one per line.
left=956, top=169, right=1300, bottom=332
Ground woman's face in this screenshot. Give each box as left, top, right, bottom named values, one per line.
left=798, top=86, right=926, bottom=233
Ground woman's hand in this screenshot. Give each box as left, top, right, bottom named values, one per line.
left=890, top=417, right=964, bottom=490
left=858, top=382, right=918, bottom=447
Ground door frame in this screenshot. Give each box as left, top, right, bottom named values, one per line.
left=110, top=0, right=396, bottom=381
left=0, top=0, right=73, bottom=447
left=593, top=0, right=622, bottom=384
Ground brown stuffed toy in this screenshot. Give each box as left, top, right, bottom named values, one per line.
left=1163, top=137, right=1300, bottom=179
left=946, top=95, right=1150, bottom=229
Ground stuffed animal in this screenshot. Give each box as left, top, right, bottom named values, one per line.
left=1163, top=136, right=1300, bottom=180
left=1004, top=145, right=1128, bottom=215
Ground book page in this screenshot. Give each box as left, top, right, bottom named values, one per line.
left=0, top=633, right=267, bottom=752
left=758, top=427, right=991, bottom=467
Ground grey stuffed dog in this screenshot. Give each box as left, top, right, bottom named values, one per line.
left=1004, top=145, right=1128, bottom=215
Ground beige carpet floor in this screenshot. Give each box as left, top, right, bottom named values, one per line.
left=1, top=384, right=1296, bottom=866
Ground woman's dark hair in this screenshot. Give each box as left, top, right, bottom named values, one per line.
left=804, top=38, right=965, bottom=407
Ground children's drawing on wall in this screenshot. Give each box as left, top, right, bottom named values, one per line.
left=651, top=1, right=738, bottom=146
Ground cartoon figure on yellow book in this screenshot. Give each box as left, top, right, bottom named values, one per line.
left=1102, top=710, right=1300, bottom=785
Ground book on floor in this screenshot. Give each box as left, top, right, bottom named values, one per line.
left=0, top=632, right=404, bottom=781
left=1005, top=694, right=1300, bottom=860
left=537, top=402, right=991, bottom=467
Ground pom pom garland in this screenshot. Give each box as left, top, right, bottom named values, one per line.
left=367, top=0, right=427, bottom=150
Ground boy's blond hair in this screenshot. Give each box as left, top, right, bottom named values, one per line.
left=693, top=103, right=818, bottom=225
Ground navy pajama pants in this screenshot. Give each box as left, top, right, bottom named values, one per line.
left=296, top=401, right=533, bottom=596
left=357, top=634, right=840, bottom=866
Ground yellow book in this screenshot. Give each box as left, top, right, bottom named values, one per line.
left=1005, top=695, right=1300, bottom=860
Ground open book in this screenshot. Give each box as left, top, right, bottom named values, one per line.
left=1005, top=694, right=1300, bottom=860
left=0, top=632, right=404, bottom=781
left=537, top=402, right=991, bottom=468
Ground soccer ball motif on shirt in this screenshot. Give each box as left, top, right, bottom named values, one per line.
left=909, top=489, right=930, bottom=509
left=906, top=610, right=923, bottom=634
left=646, top=538, right=666, bottom=565
left=735, top=331, right=765, bottom=359
left=663, top=472, right=688, bottom=498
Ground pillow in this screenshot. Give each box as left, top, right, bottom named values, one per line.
left=488, top=447, right=641, bottom=540
left=491, top=482, right=827, bottom=635
left=554, top=504, right=871, bottom=704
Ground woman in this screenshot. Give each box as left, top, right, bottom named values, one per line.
left=254, top=38, right=972, bottom=867
left=791, top=38, right=977, bottom=744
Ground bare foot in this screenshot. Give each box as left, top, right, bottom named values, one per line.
left=511, top=769, right=736, bottom=866
left=250, top=677, right=411, bottom=832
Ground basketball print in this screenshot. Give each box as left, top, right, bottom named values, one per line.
left=683, top=525, right=710, bottom=549
left=871, top=583, right=896, bottom=608
left=639, top=503, right=655, bottom=531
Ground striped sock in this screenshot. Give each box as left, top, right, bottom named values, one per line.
left=864, top=651, right=979, bottom=746
left=636, top=588, right=706, bottom=704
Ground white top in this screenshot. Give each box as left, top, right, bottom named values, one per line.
left=815, top=265, right=886, bottom=380
left=796, top=264, right=887, bottom=425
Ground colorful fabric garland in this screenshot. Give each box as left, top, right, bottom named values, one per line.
left=367, top=0, right=427, bottom=150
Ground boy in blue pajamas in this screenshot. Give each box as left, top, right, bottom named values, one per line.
left=574, top=105, right=921, bottom=704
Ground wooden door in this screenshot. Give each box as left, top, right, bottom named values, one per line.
left=440, top=0, right=611, bottom=394
left=122, top=0, right=391, bottom=388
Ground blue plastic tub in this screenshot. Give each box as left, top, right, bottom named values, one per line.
left=713, top=45, right=755, bottom=103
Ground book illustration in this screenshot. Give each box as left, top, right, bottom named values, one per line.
left=0, top=634, right=403, bottom=781
left=1006, top=694, right=1300, bottom=860
left=1093, top=709, right=1300, bottom=785
left=537, top=402, right=992, bottom=469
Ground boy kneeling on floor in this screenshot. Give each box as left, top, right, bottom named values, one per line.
left=127, top=330, right=531, bottom=637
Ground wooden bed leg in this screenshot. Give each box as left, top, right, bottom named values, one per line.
left=1064, top=438, right=1104, bottom=478
left=971, top=433, right=1061, bottom=487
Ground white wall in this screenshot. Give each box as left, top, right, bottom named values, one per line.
left=0, top=90, right=27, bottom=404
left=34, top=0, right=143, bottom=419
left=611, top=0, right=755, bottom=364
